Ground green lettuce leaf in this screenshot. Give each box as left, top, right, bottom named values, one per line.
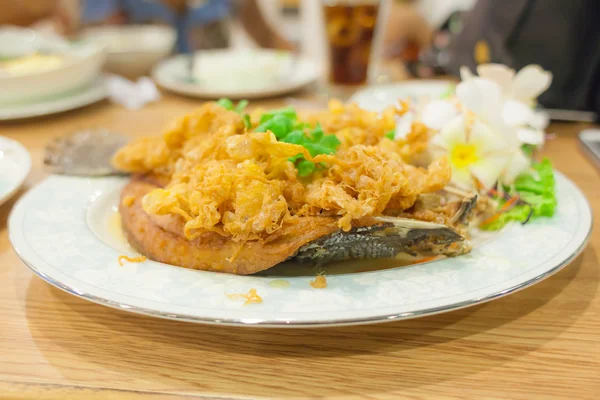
left=481, top=158, right=557, bottom=231
left=514, top=158, right=554, bottom=195
left=480, top=205, right=532, bottom=231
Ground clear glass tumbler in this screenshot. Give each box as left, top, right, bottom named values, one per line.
left=322, top=0, right=383, bottom=86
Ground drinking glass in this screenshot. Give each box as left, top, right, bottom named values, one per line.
left=321, top=0, right=384, bottom=86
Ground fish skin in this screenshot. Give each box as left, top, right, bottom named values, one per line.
left=293, top=221, right=467, bottom=265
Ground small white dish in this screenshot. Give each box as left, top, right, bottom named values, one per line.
left=0, top=76, right=107, bottom=121
left=152, top=49, right=320, bottom=99
left=8, top=171, right=591, bottom=327
left=0, top=26, right=105, bottom=105
left=0, top=136, right=31, bottom=206
left=350, top=80, right=456, bottom=111
left=81, top=25, right=176, bottom=79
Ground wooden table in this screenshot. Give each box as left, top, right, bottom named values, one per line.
left=1, top=95, right=599, bottom=399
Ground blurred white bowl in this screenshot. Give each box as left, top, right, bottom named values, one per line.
left=0, top=27, right=106, bottom=105
left=81, top=25, right=176, bottom=79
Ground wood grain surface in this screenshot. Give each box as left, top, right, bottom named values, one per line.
left=0, top=94, right=599, bottom=399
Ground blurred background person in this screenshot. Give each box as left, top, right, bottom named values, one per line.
left=375, top=0, right=600, bottom=113
left=381, top=0, right=474, bottom=78
left=72, top=0, right=294, bottom=52
left=6, top=0, right=597, bottom=113
left=447, top=0, right=600, bottom=113
left=1, top=0, right=294, bottom=52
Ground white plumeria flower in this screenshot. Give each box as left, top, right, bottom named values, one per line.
left=420, top=76, right=512, bottom=138
left=461, top=63, right=553, bottom=146
left=395, top=97, right=461, bottom=139
left=394, top=109, right=414, bottom=140
left=503, top=147, right=531, bottom=184
left=502, top=100, right=549, bottom=146
left=420, top=99, right=460, bottom=130
left=456, top=77, right=505, bottom=126
left=391, top=99, right=413, bottom=140
left=431, top=116, right=510, bottom=188
left=429, top=77, right=530, bottom=188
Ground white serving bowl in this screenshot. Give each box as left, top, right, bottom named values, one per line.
left=0, top=27, right=106, bottom=105
left=81, top=25, right=176, bottom=79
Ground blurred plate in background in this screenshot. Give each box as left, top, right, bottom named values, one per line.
left=0, top=76, right=106, bottom=121
left=350, top=80, right=455, bottom=111
left=0, top=136, right=30, bottom=206
left=80, top=25, right=176, bottom=79
left=152, top=49, right=320, bottom=99
left=0, top=26, right=105, bottom=105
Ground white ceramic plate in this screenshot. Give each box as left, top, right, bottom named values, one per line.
left=0, top=26, right=106, bottom=104
left=0, top=136, right=31, bottom=206
left=9, top=172, right=591, bottom=327
left=350, top=80, right=455, bottom=111
left=0, top=76, right=106, bottom=121
left=152, top=49, right=320, bottom=99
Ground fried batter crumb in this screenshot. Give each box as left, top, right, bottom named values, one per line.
left=227, top=288, right=263, bottom=305
left=122, top=195, right=136, bottom=207
left=118, top=255, right=147, bottom=266
left=310, top=274, right=328, bottom=289
left=113, top=101, right=449, bottom=243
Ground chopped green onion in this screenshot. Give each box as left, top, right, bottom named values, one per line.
left=281, top=130, right=305, bottom=145
left=259, top=107, right=297, bottom=124
left=235, top=99, right=249, bottom=113
left=256, top=115, right=294, bottom=139
left=297, top=160, right=317, bottom=177
left=251, top=104, right=342, bottom=177
left=217, top=98, right=234, bottom=110
left=242, top=114, right=251, bottom=129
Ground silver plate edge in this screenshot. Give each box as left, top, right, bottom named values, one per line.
left=0, top=76, right=107, bottom=121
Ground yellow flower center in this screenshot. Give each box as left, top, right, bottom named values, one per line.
left=451, top=144, right=479, bottom=169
